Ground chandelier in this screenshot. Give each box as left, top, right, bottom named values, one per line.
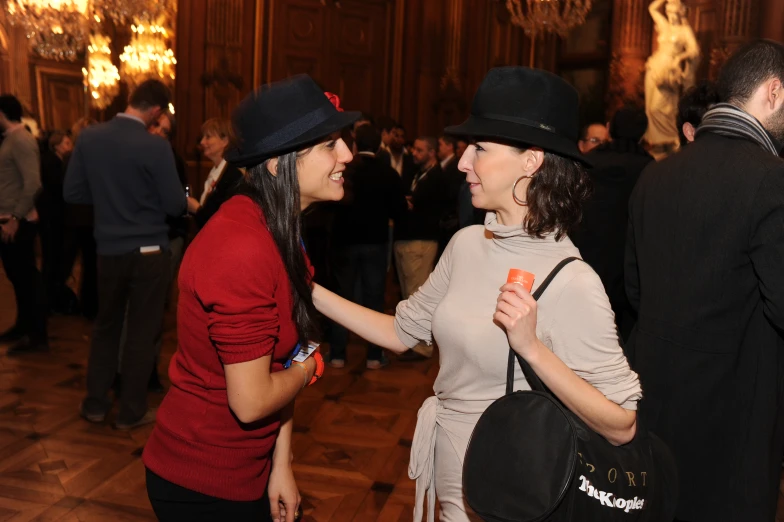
left=506, top=0, right=592, bottom=65
left=506, top=0, right=592, bottom=38
left=5, top=0, right=90, bottom=61
left=83, top=33, right=120, bottom=110
left=119, top=19, right=176, bottom=89
left=92, top=0, right=174, bottom=25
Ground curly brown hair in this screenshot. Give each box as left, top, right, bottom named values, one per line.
left=521, top=151, right=591, bottom=241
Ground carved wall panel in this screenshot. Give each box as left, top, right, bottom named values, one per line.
left=265, top=0, right=392, bottom=118
left=606, top=0, right=652, bottom=113
left=690, top=1, right=718, bottom=81
left=31, top=61, right=85, bottom=131
left=174, top=0, right=257, bottom=194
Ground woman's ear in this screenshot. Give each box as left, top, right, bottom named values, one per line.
left=522, top=148, right=545, bottom=175
left=267, top=157, right=279, bottom=177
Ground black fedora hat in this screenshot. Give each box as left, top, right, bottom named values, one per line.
left=226, top=74, right=360, bottom=168
left=445, top=67, right=589, bottom=165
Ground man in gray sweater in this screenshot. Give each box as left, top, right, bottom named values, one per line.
left=0, top=94, right=48, bottom=354
left=64, top=80, right=185, bottom=430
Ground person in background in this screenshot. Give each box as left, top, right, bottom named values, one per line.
left=625, top=40, right=784, bottom=522
left=143, top=75, right=351, bottom=522
left=0, top=94, right=48, bottom=354
left=39, top=131, right=78, bottom=315
left=393, top=136, right=449, bottom=361
left=570, top=106, right=653, bottom=345
left=312, top=67, right=640, bottom=522
left=186, top=118, right=243, bottom=230
left=63, top=117, right=98, bottom=319
left=148, top=110, right=188, bottom=391
left=328, top=124, right=407, bottom=370
left=64, top=79, right=185, bottom=431
left=377, top=118, right=415, bottom=181
left=436, top=134, right=464, bottom=257
left=677, top=81, right=720, bottom=145
left=455, top=138, right=469, bottom=159
left=577, top=121, right=610, bottom=154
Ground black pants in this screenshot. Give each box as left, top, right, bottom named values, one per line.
left=0, top=220, right=47, bottom=340
left=146, top=469, right=273, bottom=522
left=328, top=243, right=387, bottom=362
left=40, top=215, right=78, bottom=313
left=63, top=224, right=98, bottom=318
left=83, top=249, right=168, bottom=424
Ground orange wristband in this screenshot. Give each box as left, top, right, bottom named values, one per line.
left=308, top=352, right=325, bottom=386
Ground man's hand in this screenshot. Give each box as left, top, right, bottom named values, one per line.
left=1, top=217, right=19, bottom=243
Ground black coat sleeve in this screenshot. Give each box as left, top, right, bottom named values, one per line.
left=749, top=164, right=784, bottom=330
left=194, top=166, right=244, bottom=229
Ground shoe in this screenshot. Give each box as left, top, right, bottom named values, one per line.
left=397, top=349, right=428, bottom=362
left=79, top=400, right=107, bottom=423
left=114, top=409, right=157, bottom=431
left=148, top=373, right=165, bottom=393
left=0, top=326, right=23, bottom=344
left=6, top=336, right=49, bottom=355
left=329, top=359, right=345, bottom=369
left=366, top=357, right=389, bottom=370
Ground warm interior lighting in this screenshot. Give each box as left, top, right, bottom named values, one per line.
left=4, top=0, right=90, bottom=60
left=84, top=33, right=120, bottom=110
left=119, top=19, right=176, bottom=88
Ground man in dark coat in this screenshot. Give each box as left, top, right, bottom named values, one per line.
left=625, top=40, right=784, bottom=522
left=571, top=106, right=653, bottom=344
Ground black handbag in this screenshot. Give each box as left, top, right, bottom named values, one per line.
left=463, top=258, right=678, bottom=522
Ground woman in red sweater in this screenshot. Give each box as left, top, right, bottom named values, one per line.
left=142, top=76, right=358, bottom=522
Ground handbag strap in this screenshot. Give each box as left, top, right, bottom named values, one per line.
left=505, top=257, right=581, bottom=395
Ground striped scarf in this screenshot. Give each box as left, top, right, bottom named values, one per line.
left=695, top=103, right=779, bottom=156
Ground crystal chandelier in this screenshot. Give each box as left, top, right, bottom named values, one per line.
left=92, top=0, right=174, bottom=25
left=5, top=0, right=90, bottom=61
left=83, top=33, right=120, bottom=110
left=505, top=0, right=592, bottom=65
left=119, top=19, right=176, bottom=89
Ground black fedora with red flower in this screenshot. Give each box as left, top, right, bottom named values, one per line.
left=226, top=74, right=360, bottom=168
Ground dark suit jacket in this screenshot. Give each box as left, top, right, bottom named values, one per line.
left=332, top=153, right=407, bottom=246
left=377, top=149, right=417, bottom=190
left=570, top=140, right=653, bottom=342
left=625, top=131, right=784, bottom=521
left=194, top=164, right=243, bottom=230
left=395, top=164, right=451, bottom=242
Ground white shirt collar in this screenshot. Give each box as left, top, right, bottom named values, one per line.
left=440, top=154, right=455, bottom=170
left=358, top=151, right=376, bottom=157
left=201, top=159, right=227, bottom=205
left=117, top=113, right=146, bottom=126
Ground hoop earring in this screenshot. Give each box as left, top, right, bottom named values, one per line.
left=512, top=175, right=531, bottom=206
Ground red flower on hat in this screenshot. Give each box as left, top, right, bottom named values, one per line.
left=325, top=92, right=344, bottom=112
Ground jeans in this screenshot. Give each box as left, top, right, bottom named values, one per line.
left=84, top=249, right=169, bottom=424
left=328, top=243, right=388, bottom=362
left=0, top=220, right=47, bottom=340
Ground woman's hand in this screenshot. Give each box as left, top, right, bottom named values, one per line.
left=186, top=196, right=201, bottom=215
left=268, top=462, right=301, bottom=522
left=494, top=283, right=542, bottom=360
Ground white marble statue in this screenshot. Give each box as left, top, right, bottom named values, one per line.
left=643, top=0, right=700, bottom=149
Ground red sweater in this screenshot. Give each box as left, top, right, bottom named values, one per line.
left=143, top=195, right=306, bottom=501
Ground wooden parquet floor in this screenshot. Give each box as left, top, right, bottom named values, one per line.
left=3, top=266, right=784, bottom=521
left=0, top=266, right=437, bottom=522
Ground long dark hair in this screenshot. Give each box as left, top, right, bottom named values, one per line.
left=239, top=150, right=319, bottom=343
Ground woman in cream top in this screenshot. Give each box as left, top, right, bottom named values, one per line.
left=312, top=67, right=641, bottom=522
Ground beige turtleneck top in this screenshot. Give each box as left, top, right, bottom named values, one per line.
left=397, top=213, right=642, bottom=522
